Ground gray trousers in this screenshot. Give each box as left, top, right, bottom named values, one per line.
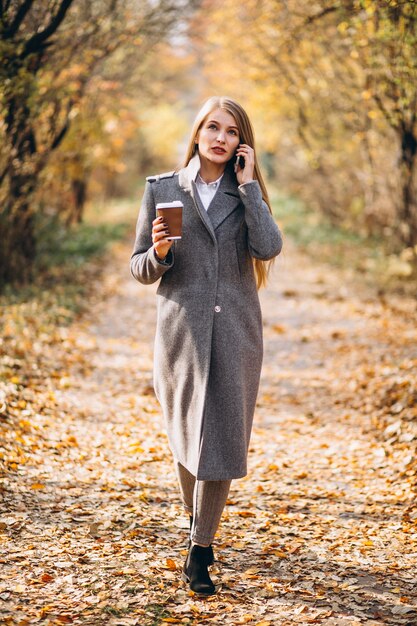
left=174, top=460, right=231, bottom=547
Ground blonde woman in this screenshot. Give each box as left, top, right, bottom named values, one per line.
left=130, top=96, right=283, bottom=595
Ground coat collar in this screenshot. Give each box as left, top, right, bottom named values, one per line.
left=178, top=153, right=241, bottom=235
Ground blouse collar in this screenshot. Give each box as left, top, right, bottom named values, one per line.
left=196, top=172, right=224, bottom=189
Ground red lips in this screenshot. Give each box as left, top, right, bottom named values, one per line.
left=211, top=147, right=226, bottom=154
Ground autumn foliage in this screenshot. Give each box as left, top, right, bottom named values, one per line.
left=1, top=0, right=417, bottom=288
left=196, top=0, right=417, bottom=256
left=0, top=0, right=195, bottom=288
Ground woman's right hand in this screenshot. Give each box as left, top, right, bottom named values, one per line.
left=152, top=216, right=173, bottom=261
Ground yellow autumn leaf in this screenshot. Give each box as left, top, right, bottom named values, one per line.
left=272, top=549, right=287, bottom=558
left=295, top=471, right=308, bottom=479
left=128, top=441, right=144, bottom=453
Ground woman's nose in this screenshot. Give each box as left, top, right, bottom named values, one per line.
left=216, top=131, right=226, bottom=143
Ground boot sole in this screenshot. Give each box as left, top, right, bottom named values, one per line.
left=181, top=571, right=217, bottom=596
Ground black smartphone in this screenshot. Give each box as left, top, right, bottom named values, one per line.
left=235, top=154, right=245, bottom=170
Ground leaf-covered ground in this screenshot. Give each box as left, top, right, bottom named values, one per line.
left=1, top=238, right=417, bottom=626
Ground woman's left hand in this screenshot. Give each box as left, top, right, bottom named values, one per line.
left=234, top=144, right=255, bottom=185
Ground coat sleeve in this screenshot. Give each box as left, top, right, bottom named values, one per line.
left=130, top=181, right=174, bottom=284
left=238, top=180, right=283, bottom=260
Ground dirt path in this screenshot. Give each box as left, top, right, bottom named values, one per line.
left=1, top=238, right=417, bottom=626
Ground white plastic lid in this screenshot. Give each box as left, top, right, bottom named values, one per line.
left=156, top=201, right=183, bottom=209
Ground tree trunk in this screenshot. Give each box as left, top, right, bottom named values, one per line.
left=70, top=177, right=88, bottom=224
left=398, top=125, right=417, bottom=247
left=0, top=89, right=39, bottom=288
left=0, top=178, right=38, bottom=288
left=0, top=0, right=76, bottom=290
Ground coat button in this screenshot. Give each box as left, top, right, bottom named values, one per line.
left=214, top=305, right=221, bottom=313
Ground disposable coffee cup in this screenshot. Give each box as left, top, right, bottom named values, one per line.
left=156, top=201, right=183, bottom=240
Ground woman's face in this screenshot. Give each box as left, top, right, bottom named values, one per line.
left=195, top=108, right=240, bottom=168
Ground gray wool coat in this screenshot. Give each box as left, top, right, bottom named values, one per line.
left=130, top=154, right=283, bottom=480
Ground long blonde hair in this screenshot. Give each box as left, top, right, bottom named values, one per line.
left=181, top=96, right=274, bottom=289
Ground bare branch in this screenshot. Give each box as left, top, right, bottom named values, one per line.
left=50, top=118, right=70, bottom=151
left=373, top=91, right=400, bottom=131
left=296, top=104, right=314, bottom=151
left=0, top=163, right=8, bottom=187
left=304, top=6, right=339, bottom=27
left=0, top=0, right=13, bottom=20
left=22, top=0, right=75, bottom=57
left=2, top=0, right=34, bottom=38
left=411, top=93, right=417, bottom=128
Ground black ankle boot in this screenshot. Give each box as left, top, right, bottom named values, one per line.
left=181, top=544, right=216, bottom=596
left=188, top=517, right=214, bottom=565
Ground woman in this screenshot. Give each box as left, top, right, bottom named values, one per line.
left=130, top=96, right=283, bottom=596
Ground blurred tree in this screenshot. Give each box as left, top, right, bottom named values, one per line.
left=0, top=0, right=197, bottom=287
left=196, top=0, right=417, bottom=248
left=55, top=39, right=194, bottom=219
left=350, top=0, right=417, bottom=245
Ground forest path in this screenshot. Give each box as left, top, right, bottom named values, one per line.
left=1, top=237, right=417, bottom=626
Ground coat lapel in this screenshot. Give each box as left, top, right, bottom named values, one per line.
left=206, top=168, right=240, bottom=231
left=178, top=153, right=241, bottom=239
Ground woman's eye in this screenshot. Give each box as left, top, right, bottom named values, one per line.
left=208, top=124, right=217, bottom=130
left=228, top=129, right=238, bottom=135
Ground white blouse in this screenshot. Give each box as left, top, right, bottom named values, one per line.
left=195, top=172, right=224, bottom=211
